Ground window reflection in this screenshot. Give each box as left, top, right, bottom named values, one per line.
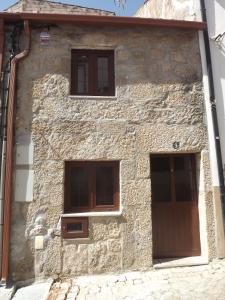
left=97, top=57, right=109, bottom=94
left=77, top=55, right=88, bottom=94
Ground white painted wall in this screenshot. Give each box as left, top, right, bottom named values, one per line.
left=14, top=132, right=34, bottom=202
left=135, top=0, right=196, bottom=20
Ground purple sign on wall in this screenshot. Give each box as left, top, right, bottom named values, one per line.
left=40, top=32, right=50, bottom=45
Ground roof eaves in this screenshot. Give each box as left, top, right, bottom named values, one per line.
left=0, top=12, right=207, bottom=31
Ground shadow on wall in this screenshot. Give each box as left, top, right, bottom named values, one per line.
left=10, top=202, right=35, bottom=283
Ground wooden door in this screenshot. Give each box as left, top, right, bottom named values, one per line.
left=151, top=155, right=201, bottom=258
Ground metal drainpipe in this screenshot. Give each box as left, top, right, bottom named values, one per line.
left=0, top=18, right=5, bottom=277
left=0, top=24, right=21, bottom=281
left=0, top=50, right=15, bottom=279
left=1, top=20, right=31, bottom=284
left=199, top=0, right=225, bottom=220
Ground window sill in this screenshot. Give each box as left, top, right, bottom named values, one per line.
left=69, top=95, right=117, bottom=101
left=61, top=211, right=123, bottom=218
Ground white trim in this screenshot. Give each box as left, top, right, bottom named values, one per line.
left=199, top=30, right=225, bottom=258
left=69, top=95, right=117, bottom=101
left=198, top=31, right=220, bottom=186
left=61, top=211, right=123, bottom=218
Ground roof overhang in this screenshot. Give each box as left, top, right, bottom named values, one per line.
left=0, top=12, right=206, bottom=30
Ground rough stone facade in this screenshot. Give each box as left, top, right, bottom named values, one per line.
left=5, top=19, right=217, bottom=283
left=5, top=0, right=115, bottom=16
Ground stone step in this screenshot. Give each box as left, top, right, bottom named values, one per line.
left=12, top=279, right=53, bottom=300
left=0, top=285, right=15, bottom=300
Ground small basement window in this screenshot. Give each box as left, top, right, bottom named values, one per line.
left=61, top=217, right=88, bottom=239
left=71, top=49, right=115, bottom=96
left=64, top=161, right=120, bottom=213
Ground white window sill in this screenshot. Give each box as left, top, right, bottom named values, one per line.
left=61, top=211, right=123, bottom=218
left=69, top=95, right=117, bottom=101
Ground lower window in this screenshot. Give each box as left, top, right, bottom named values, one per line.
left=64, top=161, right=120, bottom=213
left=61, top=217, right=88, bottom=239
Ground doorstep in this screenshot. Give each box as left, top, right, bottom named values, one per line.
left=12, top=279, right=53, bottom=300
left=154, top=256, right=208, bottom=269
left=0, top=285, right=15, bottom=300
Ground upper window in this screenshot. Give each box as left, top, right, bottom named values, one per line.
left=71, top=50, right=115, bottom=96
left=64, top=161, right=119, bottom=213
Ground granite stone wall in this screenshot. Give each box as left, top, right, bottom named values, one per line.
left=7, top=24, right=215, bottom=282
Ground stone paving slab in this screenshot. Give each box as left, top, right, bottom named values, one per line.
left=13, top=279, right=53, bottom=300
left=47, top=259, right=225, bottom=300
left=0, top=285, right=15, bottom=300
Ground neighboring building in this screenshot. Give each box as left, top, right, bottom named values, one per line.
left=135, top=0, right=197, bottom=20
left=6, top=0, right=115, bottom=15
left=0, top=0, right=222, bottom=283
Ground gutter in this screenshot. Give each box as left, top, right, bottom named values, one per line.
left=199, top=0, right=225, bottom=255
left=1, top=20, right=31, bottom=284
left=0, top=12, right=206, bottom=30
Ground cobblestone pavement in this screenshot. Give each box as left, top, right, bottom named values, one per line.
left=47, top=259, right=225, bottom=300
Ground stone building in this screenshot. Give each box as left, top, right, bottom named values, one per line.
left=0, top=0, right=223, bottom=284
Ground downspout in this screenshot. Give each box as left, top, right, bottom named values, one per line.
left=0, top=18, right=5, bottom=276
left=1, top=20, right=31, bottom=284
left=199, top=0, right=225, bottom=257
left=0, top=20, right=4, bottom=76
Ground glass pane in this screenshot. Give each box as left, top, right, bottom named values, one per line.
left=67, top=223, right=83, bottom=232
left=174, top=156, right=193, bottom=202
left=151, top=157, right=171, bottom=202
left=96, top=166, right=114, bottom=206
left=77, top=56, right=88, bottom=94
left=70, top=167, right=89, bottom=207
left=97, top=57, right=109, bottom=94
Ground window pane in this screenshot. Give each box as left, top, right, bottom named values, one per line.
left=70, top=167, right=89, bottom=207
left=67, top=223, right=83, bottom=232
left=151, top=157, right=171, bottom=202
left=174, top=156, right=193, bottom=202
left=77, top=56, right=88, bottom=93
left=97, top=57, right=109, bottom=94
left=96, top=166, right=114, bottom=206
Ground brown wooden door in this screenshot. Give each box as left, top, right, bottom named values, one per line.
left=151, top=155, right=201, bottom=258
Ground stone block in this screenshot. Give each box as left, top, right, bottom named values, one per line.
left=107, top=240, right=122, bottom=252
left=120, top=160, right=136, bottom=181
left=136, top=154, right=150, bottom=179
left=121, top=179, right=151, bottom=206
left=62, top=244, right=88, bottom=276
left=89, top=241, right=122, bottom=274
